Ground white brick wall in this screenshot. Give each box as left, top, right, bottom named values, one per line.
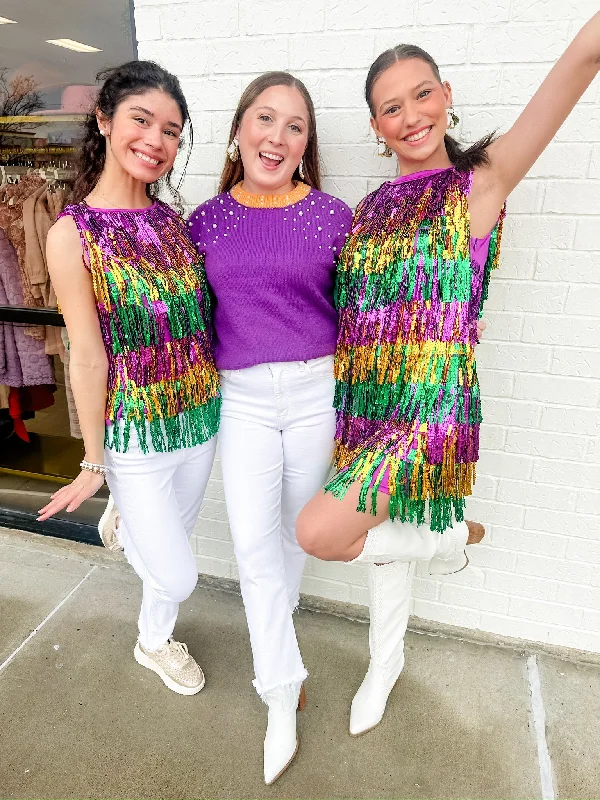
left=134, top=0, right=600, bottom=654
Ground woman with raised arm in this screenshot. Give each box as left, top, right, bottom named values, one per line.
left=38, top=61, right=220, bottom=697
left=298, top=14, right=600, bottom=737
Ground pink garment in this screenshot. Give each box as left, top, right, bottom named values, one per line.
left=0, top=229, right=54, bottom=387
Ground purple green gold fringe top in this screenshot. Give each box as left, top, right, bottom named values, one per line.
left=325, top=167, right=504, bottom=532
left=58, top=200, right=221, bottom=454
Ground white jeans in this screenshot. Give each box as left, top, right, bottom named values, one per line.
left=104, top=429, right=217, bottom=651
left=218, top=356, right=336, bottom=696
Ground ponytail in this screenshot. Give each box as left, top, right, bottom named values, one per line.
left=443, top=132, right=496, bottom=172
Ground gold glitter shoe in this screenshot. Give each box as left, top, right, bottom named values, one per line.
left=134, top=639, right=205, bottom=695
left=97, top=495, right=123, bottom=553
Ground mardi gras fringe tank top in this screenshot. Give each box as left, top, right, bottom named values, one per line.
left=59, top=199, right=221, bottom=454
left=325, top=167, right=504, bottom=532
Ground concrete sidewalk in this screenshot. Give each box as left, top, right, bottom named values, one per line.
left=1, top=527, right=599, bottom=800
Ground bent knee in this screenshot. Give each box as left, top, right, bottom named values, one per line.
left=296, top=507, right=327, bottom=558
left=156, top=566, right=198, bottom=604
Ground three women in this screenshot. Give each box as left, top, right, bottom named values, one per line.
left=40, top=8, right=600, bottom=785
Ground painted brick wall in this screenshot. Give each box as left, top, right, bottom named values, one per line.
left=133, top=0, right=600, bottom=654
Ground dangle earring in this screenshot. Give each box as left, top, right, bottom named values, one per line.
left=298, top=157, right=305, bottom=180
left=227, top=137, right=239, bottom=162
left=447, top=107, right=460, bottom=129
left=377, top=137, right=393, bottom=158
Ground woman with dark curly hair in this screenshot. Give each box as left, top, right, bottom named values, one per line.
left=38, top=61, right=221, bottom=697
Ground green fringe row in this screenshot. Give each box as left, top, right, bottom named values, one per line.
left=336, top=231, right=473, bottom=313
left=333, top=372, right=482, bottom=425
left=106, top=287, right=209, bottom=353
left=106, top=394, right=221, bottom=454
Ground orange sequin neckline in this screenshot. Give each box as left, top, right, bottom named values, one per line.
left=230, top=181, right=311, bottom=208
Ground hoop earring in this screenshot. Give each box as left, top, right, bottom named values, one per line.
left=447, top=107, right=460, bottom=129
left=298, top=158, right=305, bottom=180
left=227, top=137, right=239, bottom=162
left=377, top=137, right=393, bottom=158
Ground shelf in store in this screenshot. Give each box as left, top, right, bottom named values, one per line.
left=0, top=115, right=87, bottom=124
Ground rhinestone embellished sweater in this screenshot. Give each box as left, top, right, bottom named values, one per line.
left=188, top=182, right=353, bottom=370
left=58, top=200, right=221, bottom=454
left=324, top=167, right=504, bottom=532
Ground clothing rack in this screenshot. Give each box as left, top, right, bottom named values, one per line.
left=0, top=165, right=75, bottom=497
left=0, top=306, right=64, bottom=325
left=0, top=166, right=74, bottom=320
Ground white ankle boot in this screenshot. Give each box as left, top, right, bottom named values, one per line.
left=262, top=683, right=304, bottom=784
left=350, top=561, right=414, bottom=736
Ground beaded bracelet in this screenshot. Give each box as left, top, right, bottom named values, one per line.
left=80, top=459, right=109, bottom=477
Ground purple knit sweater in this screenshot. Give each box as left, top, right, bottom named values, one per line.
left=188, top=186, right=353, bottom=370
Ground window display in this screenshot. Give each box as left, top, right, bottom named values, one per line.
left=0, top=0, right=136, bottom=541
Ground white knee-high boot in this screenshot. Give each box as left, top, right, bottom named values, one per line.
left=350, top=561, right=415, bottom=736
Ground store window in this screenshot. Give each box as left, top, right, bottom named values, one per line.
left=0, top=0, right=136, bottom=541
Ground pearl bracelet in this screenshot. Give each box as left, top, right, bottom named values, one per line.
left=80, top=459, right=109, bottom=477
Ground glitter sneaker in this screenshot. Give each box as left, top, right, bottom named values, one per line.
left=97, top=495, right=123, bottom=553
left=134, top=639, right=205, bottom=695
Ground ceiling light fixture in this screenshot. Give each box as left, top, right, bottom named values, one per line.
left=46, top=38, right=102, bottom=53
left=0, top=16, right=18, bottom=24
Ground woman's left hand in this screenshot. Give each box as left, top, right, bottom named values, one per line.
left=37, top=470, right=106, bottom=521
left=477, top=319, right=486, bottom=341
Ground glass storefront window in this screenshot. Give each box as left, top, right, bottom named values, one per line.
left=1, top=0, right=135, bottom=166
left=0, top=1, right=136, bottom=540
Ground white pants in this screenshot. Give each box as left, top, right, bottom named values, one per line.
left=104, top=429, right=217, bottom=651
left=218, top=356, right=336, bottom=696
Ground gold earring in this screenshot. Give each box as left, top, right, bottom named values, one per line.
left=447, top=107, right=459, bottom=129
left=227, top=137, right=239, bottom=162
left=298, top=157, right=305, bottom=180
left=377, top=137, right=393, bottom=158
